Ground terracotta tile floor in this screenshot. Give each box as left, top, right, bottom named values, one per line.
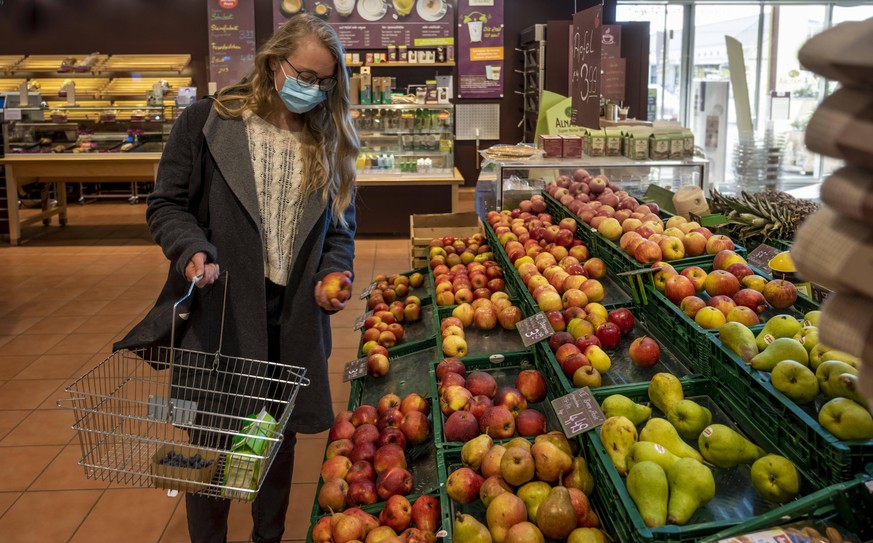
left=0, top=201, right=419, bottom=542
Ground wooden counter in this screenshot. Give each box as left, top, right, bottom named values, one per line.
left=1, top=153, right=161, bottom=245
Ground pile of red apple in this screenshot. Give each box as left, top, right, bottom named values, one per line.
left=310, top=494, right=440, bottom=543
left=427, top=233, right=495, bottom=271
left=617, top=214, right=738, bottom=265
left=366, top=272, right=425, bottom=308
left=439, top=296, right=523, bottom=358
left=432, top=259, right=507, bottom=307
left=655, top=250, right=799, bottom=329
left=318, top=393, right=431, bottom=512
left=485, top=206, right=611, bottom=314
left=361, top=291, right=424, bottom=357
left=435, top=357, right=550, bottom=443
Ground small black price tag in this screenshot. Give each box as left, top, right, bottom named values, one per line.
left=342, top=357, right=369, bottom=382
left=516, top=311, right=555, bottom=347
left=359, top=281, right=377, bottom=300
left=353, top=310, right=374, bottom=331
left=551, top=387, right=606, bottom=438
left=747, top=244, right=782, bottom=275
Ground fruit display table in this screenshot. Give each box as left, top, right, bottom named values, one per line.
left=0, top=153, right=161, bottom=245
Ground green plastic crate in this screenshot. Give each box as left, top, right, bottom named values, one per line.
left=362, top=267, right=434, bottom=303
left=584, top=378, right=829, bottom=543
left=699, top=474, right=873, bottom=542
left=357, top=302, right=438, bottom=359
left=708, top=334, right=873, bottom=487
left=431, top=347, right=567, bottom=450
left=540, top=307, right=699, bottom=398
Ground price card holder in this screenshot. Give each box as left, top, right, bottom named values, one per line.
left=353, top=310, right=374, bottom=331
left=342, top=357, right=369, bottom=382
left=516, top=311, right=555, bottom=347
left=747, top=244, right=782, bottom=275
left=359, top=282, right=377, bottom=300
left=551, top=387, right=606, bottom=438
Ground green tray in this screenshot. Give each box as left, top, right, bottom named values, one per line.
left=585, top=378, right=827, bottom=543
left=708, top=334, right=873, bottom=487
left=357, top=302, right=438, bottom=358
left=435, top=304, right=531, bottom=360
left=431, top=347, right=565, bottom=450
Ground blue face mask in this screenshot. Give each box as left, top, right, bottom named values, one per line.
left=275, top=63, right=327, bottom=113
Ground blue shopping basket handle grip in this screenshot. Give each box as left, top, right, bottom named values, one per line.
left=174, top=275, right=202, bottom=320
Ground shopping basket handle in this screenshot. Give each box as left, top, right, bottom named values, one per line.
left=175, top=275, right=202, bottom=321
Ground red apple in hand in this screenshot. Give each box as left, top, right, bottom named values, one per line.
left=628, top=336, right=661, bottom=368
left=607, top=308, right=635, bottom=336
left=321, top=271, right=352, bottom=303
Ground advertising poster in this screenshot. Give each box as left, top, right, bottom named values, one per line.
left=273, top=0, right=454, bottom=50
left=600, top=24, right=625, bottom=104
left=207, top=0, right=257, bottom=90
left=570, top=4, right=602, bottom=128
left=457, top=0, right=504, bottom=99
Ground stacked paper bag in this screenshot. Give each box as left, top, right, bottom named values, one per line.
left=792, top=20, right=873, bottom=406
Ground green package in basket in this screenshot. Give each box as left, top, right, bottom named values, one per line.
left=222, top=407, right=277, bottom=501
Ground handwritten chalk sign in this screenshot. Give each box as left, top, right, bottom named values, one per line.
left=342, top=357, right=369, bottom=382
left=570, top=5, right=602, bottom=128
left=359, top=282, right=377, bottom=300
left=551, top=387, right=606, bottom=438
left=517, top=311, right=555, bottom=347
left=747, top=244, right=782, bottom=275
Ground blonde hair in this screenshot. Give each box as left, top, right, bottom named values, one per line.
left=214, top=14, right=358, bottom=227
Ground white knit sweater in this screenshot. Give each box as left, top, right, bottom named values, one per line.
left=243, top=110, right=305, bottom=286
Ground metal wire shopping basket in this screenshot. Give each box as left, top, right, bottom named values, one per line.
left=58, top=273, right=310, bottom=501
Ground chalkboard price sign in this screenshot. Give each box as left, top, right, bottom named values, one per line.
left=551, top=387, right=606, bottom=438
left=516, top=311, right=555, bottom=347
left=359, top=282, right=378, bottom=300
left=342, top=357, right=369, bottom=382
left=747, top=244, right=782, bottom=275
left=570, top=5, right=602, bottom=128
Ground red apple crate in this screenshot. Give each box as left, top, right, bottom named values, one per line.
left=539, top=307, right=699, bottom=399
left=583, top=378, right=829, bottom=543
left=361, top=267, right=434, bottom=304
left=706, top=334, right=873, bottom=488
left=357, top=302, right=438, bottom=359
left=702, top=474, right=873, bottom=542
left=430, top=347, right=565, bottom=451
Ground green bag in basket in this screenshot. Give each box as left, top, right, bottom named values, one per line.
left=222, top=407, right=277, bottom=501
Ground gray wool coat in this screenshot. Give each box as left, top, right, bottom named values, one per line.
left=126, top=98, right=355, bottom=434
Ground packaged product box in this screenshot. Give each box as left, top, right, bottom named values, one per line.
left=151, top=444, right=219, bottom=494
left=222, top=408, right=278, bottom=502
left=398, top=45, right=408, bottom=62
left=669, top=133, right=684, bottom=159
left=447, top=45, right=454, bottom=62
left=426, top=80, right=438, bottom=104
left=605, top=128, right=623, bottom=156
left=561, top=135, right=583, bottom=158
left=539, top=135, right=563, bottom=158
left=352, top=53, right=361, bottom=65
left=408, top=50, right=418, bottom=63
left=349, top=74, right=361, bottom=105
left=371, top=77, right=381, bottom=105
left=683, top=129, right=694, bottom=158
left=425, top=50, right=435, bottom=63
left=628, top=128, right=653, bottom=160
left=649, top=132, right=670, bottom=160
left=587, top=129, right=606, bottom=157
left=382, top=77, right=393, bottom=104
left=360, top=67, right=372, bottom=105
left=387, top=45, right=397, bottom=62
left=365, top=52, right=374, bottom=65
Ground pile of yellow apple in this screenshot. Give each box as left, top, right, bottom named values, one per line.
left=617, top=215, right=737, bottom=265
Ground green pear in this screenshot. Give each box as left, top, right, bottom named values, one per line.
left=750, top=454, right=800, bottom=503
left=601, top=394, right=652, bottom=425
left=517, top=481, right=552, bottom=521
left=810, top=344, right=860, bottom=371
left=750, top=338, right=808, bottom=372
left=816, top=360, right=859, bottom=398
left=454, top=512, right=493, bottom=543
left=462, top=434, right=494, bottom=471
left=600, top=416, right=638, bottom=476
left=698, top=424, right=765, bottom=468
left=627, top=460, right=668, bottom=528
left=639, top=418, right=703, bottom=462
left=486, top=492, right=527, bottom=543
left=803, top=310, right=821, bottom=327
left=648, top=373, right=684, bottom=414
left=625, top=441, right=681, bottom=472
left=563, top=456, right=595, bottom=496
left=819, top=398, right=873, bottom=440
left=792, top=326, right=819, bottom=354
left=828, top=373, right=870, bottom=409
left=536, top=486, right=578, bottom=540
left=771, top=360, right=819, bottom=404
left=667, top=400, right=713, bottom=439
left=666, top=458, right=715, bottom=525
left=755, top=315, right=802, bottom=351
left=719, top=321, right=759, bottom=364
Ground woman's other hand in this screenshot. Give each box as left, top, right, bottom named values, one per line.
left=315, top=270, right=352, bottom=311
left=185, top=251, right=220, bottom=287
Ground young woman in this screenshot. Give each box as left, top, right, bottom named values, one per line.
left=128, top=14, right=358, bottom=543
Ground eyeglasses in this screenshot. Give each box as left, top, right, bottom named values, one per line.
left=282, top=59, right=337, bottom=92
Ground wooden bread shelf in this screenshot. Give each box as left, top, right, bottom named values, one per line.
left=0, top=56, right=24, bottom=73
left=16, top=54, right=108, bottom=73
left=97, top=54, right=191, bottom=73
left=101, top=77, right=191, bottom=97
left=34, top=78, right=110, bottom=96
left=0, top=79, right=27, bottom=92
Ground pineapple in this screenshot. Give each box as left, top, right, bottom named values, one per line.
left=710, top=189, right=820, bottom=245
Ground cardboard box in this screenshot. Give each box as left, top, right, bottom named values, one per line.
left=360, top=67, right=372, bottom=105
left=539, top=135, right=563, bottom=158
left=650, top=133, right=670, bottom=160
left=586, top=129, right=606, bottom=157
left=605, top=128, right=623, bottom=156
left=669, top=134, right=684, bottom=159
left=151, top=443, right=220, bottom=494
left=410, top=212, right=483, bottom=267
left=561, top=135, right=583, bottom=158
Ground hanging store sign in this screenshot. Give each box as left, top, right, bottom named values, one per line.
left=207, top=0, right=257, bottom=91
left=570, top=4, right=602, bottom=128
left=458, top=0, right=504, bottom=98
left=272, top=0, right=454, bottom=50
